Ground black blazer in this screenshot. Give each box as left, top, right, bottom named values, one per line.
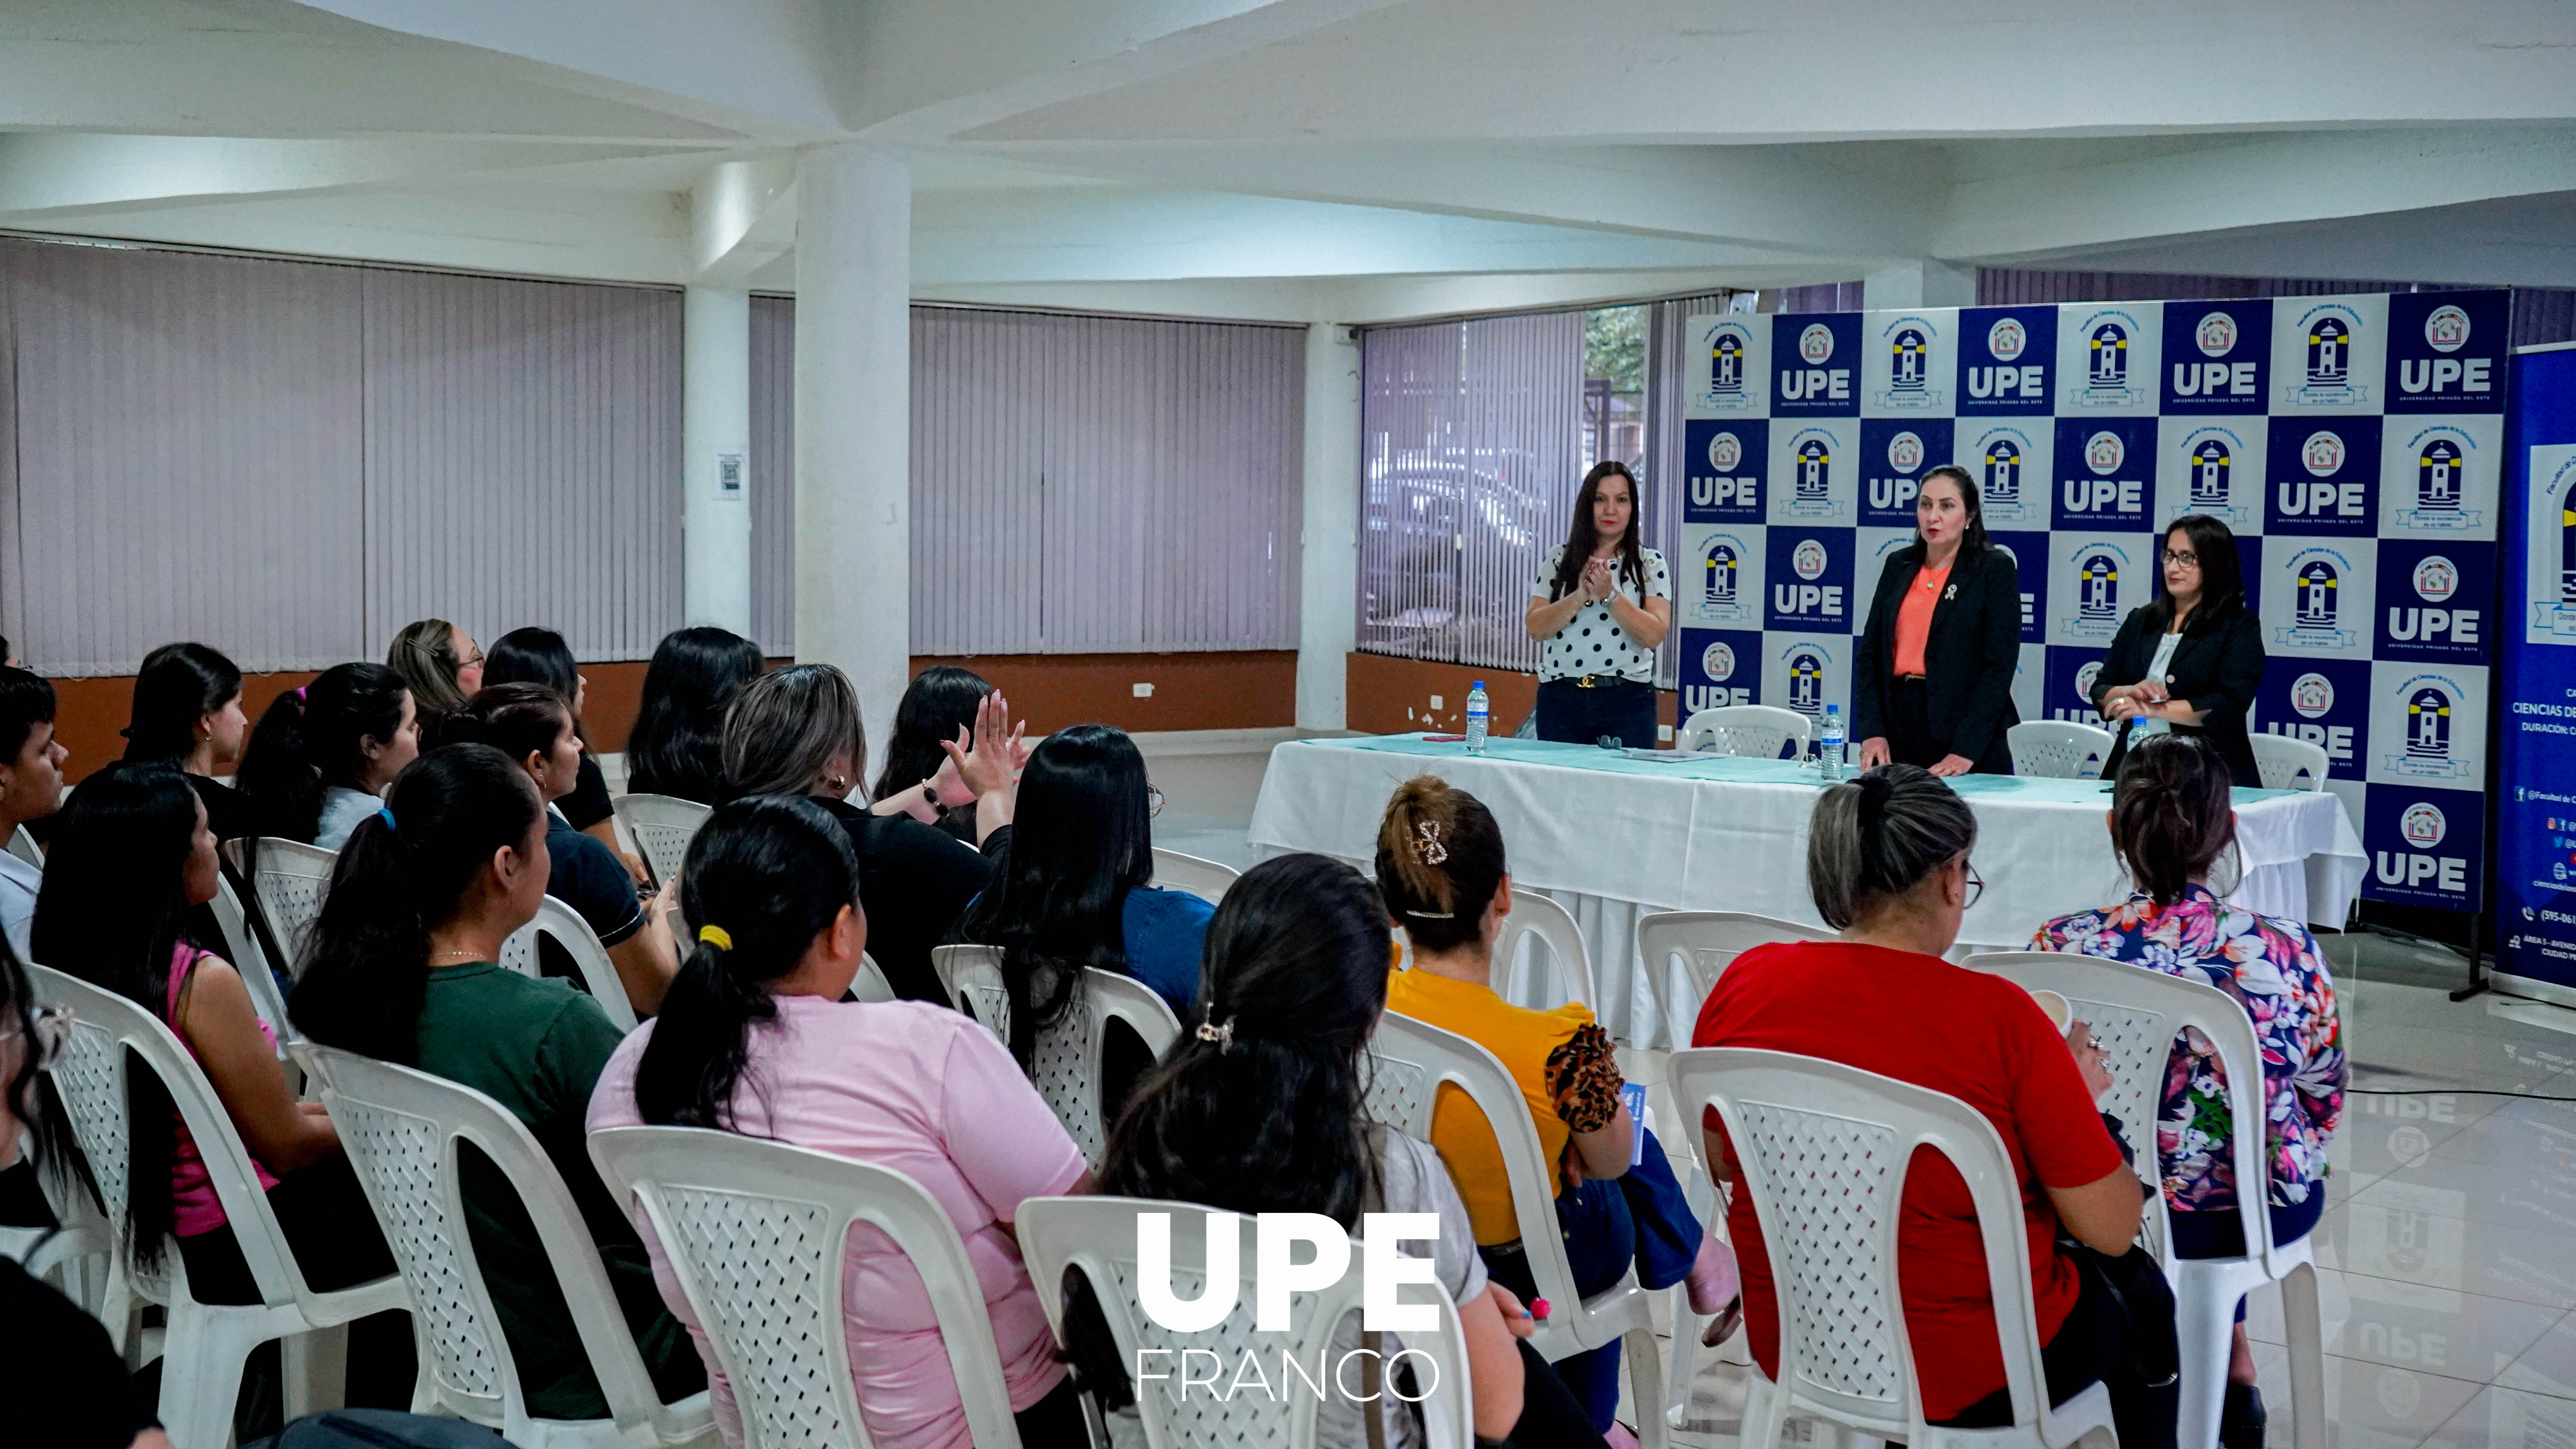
left=2092, top=601, right=2267, bottom=787
left=1850, top=543, right=2023, bottom=770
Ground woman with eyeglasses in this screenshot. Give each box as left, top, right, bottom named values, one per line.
left=1692, top=764, right=2179, bottom=1449
left=2092, top=514, right=2266, bottom=788
left=953, top=724, right=1211, bottom=1052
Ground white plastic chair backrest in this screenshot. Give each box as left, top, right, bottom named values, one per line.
left=2248, top=733, right=2330, bottom=792
left=1636, top=910, right=1833, bottom=1034
left=1493, top=889, right=1595, bottom=1013
left=589, top=1124, right=1026, bottom=1449
left=1364, top=1011, right=1625, bottom=1359
left=1667, top=1047, right=2058, bottom=1445
left=495, top=894, right=640, bottom=1032
left=1035, top=968, right=1182, bottom=1166
left=6, top=823, right=40, bottom=867
left=248, top=837, right=338, bottom=974
left=208, top=873, right=298, bottom=1046
left=304, top=1045, right=680, bottom=1441
left=851, top=954, right=896, bottom=1003
left=932, top=943, right=1010, bottom=1038
left=1014, top=1195, right=1472, bottom=1449
left=1149, top=848, right=1239, bottom=905
left=1678, top=704, right=1813, bottom=760
left=1962, top=948, right=2286, bottom=1275
left=31, top=963, right=317, bottom=1310
left=2006, top=720, right=2116, bottom=780
left=613, top=794, right=712, bottom=890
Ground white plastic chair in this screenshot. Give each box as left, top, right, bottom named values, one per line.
left=2248, top=734, right=2330, bottom=792
left=1149, top=848, right=1239, bottom=905
left=1668, top=1046, right=2117, bottom=1449
left=301, top=1046, right=717, bottom=1449
left=612, top=795, right=712, bottom=891
left=1365, top=1010, right=1668, bottom=1449
left=1493, top=890, right=1596, bottom=1015
left=209, top=873, right=299, bottom=1047
left=1015, top=1194, right=1473, bottom=1449
left=587, top=1124, right=1033, bottom=1449
left=2007, top=721, right=2117, bottom=781
left=932, top=945, right=1182, bottom=1164
left=497, top=896, right=641, bottom=1032
left=7, top=822, right=41, bottom=867
left=1963, top=949, right=2325, bottom=1449
left=851, top=954, right=896, bottom=1002
left=0, top=1136, right=122, bottom=1337
left=1633, top=909, right=1833, bottom=1421
left=1678, top=705, right=1812, bottom=761
left=32, top=964, right=412, bottom=1449
left=248, top=837, right=339, bottom=977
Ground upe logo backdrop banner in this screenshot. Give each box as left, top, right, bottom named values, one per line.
left=2494, top=341, right=2576, bottom=993
left=1683, top=291, right=2508, bottom=912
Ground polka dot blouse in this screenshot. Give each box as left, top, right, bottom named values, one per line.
left=1531, top=546, right=1671, bottom=684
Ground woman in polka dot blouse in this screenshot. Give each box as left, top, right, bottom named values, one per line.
left=1524, top=461, right=1671, bottom=745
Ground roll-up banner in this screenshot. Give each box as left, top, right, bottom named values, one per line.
left=2492, top=340, right=2576, bottom=1002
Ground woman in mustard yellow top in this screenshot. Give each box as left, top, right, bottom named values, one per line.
left=1376, top=776, right=1737, bottom=1437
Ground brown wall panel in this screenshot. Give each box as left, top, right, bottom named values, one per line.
left=1344, top=652, right=1677, bottom=739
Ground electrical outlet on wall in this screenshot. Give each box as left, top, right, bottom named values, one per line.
left=1428, top=694, right=1444, bottom=711
left=1132, top=682, right=1154, bottom=698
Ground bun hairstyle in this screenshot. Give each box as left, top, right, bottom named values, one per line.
left=234, top=661, right=410, bottom=842
left=631, top=795, right=862, bottom=1129
left=1373, top=776, right=1506, bottom=953
left=1806, top=763, right=1978, bottom=929
left=2111, top=733, right=2239, bottom=905
left=289, top=746, right=544, bottom=1066
left=122, top=642, right=243, bottom=764
left=442, top=682, right=572, bottom=769
left=1100, top=853, right=1391, bottom=1228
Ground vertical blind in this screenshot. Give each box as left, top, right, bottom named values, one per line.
left=747, top=303, right=1306, bottom=656
left=0, top=237, right=683, bottom=675
left=1352, top=309, right=1601, bottom=676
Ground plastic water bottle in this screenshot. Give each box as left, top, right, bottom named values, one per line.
left=1818, top=705, right=1846, bottom=781
left=1464, top=681, right=1490, bottom=755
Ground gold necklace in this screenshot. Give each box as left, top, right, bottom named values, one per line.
left=427, top=949, right=482, bottom=962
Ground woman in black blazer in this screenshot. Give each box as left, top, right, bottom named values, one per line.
left=1852, top=465, right=2023, bottom=776
left=2093, top=514, right=2267, bottom=788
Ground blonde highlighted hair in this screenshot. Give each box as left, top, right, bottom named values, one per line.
left=1372, top=775, right=1506, bottom=952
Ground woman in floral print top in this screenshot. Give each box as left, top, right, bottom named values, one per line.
left=2032, top=735, right=2344, bottom=1446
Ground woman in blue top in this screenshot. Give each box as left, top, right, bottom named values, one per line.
left=953, top=724, right=1212, bottom=1065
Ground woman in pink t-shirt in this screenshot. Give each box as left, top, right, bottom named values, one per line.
left=587, top=794, right=1091, bottom=1449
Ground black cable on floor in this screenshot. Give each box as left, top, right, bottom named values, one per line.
left=2346, top=1085, right=2576, bottom=1101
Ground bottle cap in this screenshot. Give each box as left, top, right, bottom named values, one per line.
left=1471, top=680, right=1484, bottom=689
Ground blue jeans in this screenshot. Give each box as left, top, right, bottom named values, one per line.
left=1479, top=1128, right=1704, bottom=1431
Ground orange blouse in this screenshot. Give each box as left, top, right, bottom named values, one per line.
left=1893, top=561, right=1951, bottom=676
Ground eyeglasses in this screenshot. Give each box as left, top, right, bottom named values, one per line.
left=0, top=1006, right=71, bottom=1073
left=2162, top=549, right=2200, bottom=568
left=1963, top=861, right=1986, bottom=909
left=1147, top=786, right=1166, bottom=819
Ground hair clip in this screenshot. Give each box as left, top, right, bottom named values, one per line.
left=1400, top=906, right=1455, bottom=919
left=1411, top=820, right=1448, bottom=866
left=697, top=924, right=733, bottom=951
left=292, top=685, right=308, bottom=701
left=377, top=806, right=397, bottom=833
left=1195, top=1017, right=1236, bottom=1053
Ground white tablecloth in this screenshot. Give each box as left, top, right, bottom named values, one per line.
left=1247, top=735, right=2367, bottom=1049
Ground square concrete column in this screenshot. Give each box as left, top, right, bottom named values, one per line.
left=1298, top=321, right=1362, bottom=731
left=683, top=284, right=752, bottom=634
left=1864, top=261, right=1977, bottom=311
left=795, top=143, right=911, bottom=784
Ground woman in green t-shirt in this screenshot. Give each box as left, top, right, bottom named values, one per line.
left=291, top=744, right=702, bottom=1422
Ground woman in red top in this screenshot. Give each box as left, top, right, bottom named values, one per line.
left=1692, top=765, right=2177, bottom=1449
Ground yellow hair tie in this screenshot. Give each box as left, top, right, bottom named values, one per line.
left=697, top=925, right=733, bottom=951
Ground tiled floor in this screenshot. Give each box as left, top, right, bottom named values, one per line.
left=1157, top=746, right=2576, bottom=1449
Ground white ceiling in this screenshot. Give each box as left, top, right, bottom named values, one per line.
left=5, top=0, right=2572, bottom=321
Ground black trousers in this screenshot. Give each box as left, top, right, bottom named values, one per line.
left=173, top=1158, right=413, bottom=1438
left=1935, top=1245, right=2178, bottom=1449
left=1534, top=677, right=1658, bottom=748
left=1884, top=676, right=2012, bottom=774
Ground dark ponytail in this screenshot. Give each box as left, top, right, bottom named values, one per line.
left=289, top=746, right=543, bottom=1065
left=1807, top=764, right=1978, bottom=928
left=1372, top=775, right=1507, bottom=952
left=2111, top=734, right=2239, bottom=905
left=441, top=682, right=571, bottom=767
left=122, top=642, right=243, bottom=764
left=632, top=795, right=861, bottom=1129
left=234, top=662, right=412, bottom=843
left=1101, top=853, right=1388, bottom=1227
